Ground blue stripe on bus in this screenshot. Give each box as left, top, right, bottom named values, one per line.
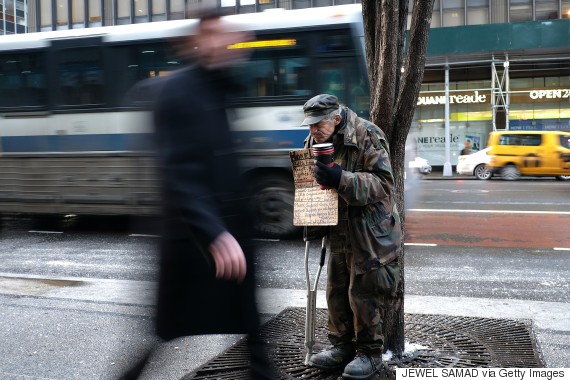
left=1, top=129, right=309, bottom=153
left=234, top=129, right=307, bottom=150
left=1, top=134, right=156, bottom=153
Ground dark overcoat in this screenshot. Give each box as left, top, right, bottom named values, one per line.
left=152, top=65, right=260, bottom=341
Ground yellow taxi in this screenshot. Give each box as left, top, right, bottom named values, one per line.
left=486, top=130, right=570, bottom=180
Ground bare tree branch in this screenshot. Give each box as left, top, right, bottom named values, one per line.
left=394, top=0, right=409, bottom=106
left=372, top=0, right=399, bottom=139
left=362, top=1, right=379, bottom=92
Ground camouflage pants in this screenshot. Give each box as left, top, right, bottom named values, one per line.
left=326, top=239, right=400, bottom=353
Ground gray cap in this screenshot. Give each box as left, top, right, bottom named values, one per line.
left=301, top=94, right=340, bottom=126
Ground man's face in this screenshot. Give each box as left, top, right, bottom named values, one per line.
left=190, top=18, right=251, bottom=70
left=309, top=115, right=339, bottom=144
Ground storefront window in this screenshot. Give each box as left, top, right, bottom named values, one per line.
left=510, top=78, right=529, bottom=91
left=509, top=76, right=570, bottom=130
left=545, top=77, right=560, bottom=87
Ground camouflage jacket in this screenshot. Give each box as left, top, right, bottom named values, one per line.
left=305, top=107, right=402, bottom=274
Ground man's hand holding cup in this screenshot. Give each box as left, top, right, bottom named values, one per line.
left=312, top=143, right=341, bottom=190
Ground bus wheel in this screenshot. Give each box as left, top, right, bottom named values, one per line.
left=555, top=175, right=570, bottom=181
left=249, top=176, right=300, bottom=239
left=501, top=165, right=520, bottom=181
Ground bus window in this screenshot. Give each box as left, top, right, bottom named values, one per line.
left=278, top=57, right=311, bottom=96
left=110, top=42, right=180, bottom=104
left=230, top=33, right=311, bottom=99
left=56, top=47, right=104, bottom=106
left=348, top=65, right=369, bottom=117
left=125, top=43, right=179, bottom=79
left=0, top=51, right=47, bottom=109
left=317, top=33, right=352, bottom=53
left=318, top=59, right=369, bottom=117
left=318, top=61, right=345, bottom=101
left=235, top=59, right=275, bottom=97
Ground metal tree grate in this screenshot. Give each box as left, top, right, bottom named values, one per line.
left=184, top=307, right=544, bottom=379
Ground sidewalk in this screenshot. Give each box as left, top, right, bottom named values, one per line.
left=143, top=288, right=570, bottom=378
left=2, top=274, right=565, bottom=379
left=0, top=273, right=570, bottom=380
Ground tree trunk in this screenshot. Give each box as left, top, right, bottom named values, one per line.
left=362, top=0, right=434, bottom=358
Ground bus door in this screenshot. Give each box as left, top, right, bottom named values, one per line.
left=49, top=37, right=107, bottom=152
left=316, top=58, right=369, bottom=118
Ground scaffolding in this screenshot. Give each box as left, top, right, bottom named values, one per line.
left=491, top=55, right=510, bottom=131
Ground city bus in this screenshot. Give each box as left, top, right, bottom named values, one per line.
left=0, top=4, right=369, bottom=238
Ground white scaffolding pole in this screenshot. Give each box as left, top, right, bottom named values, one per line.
left=491, top=55, right=510, bottom=131
left=443, top=64, right=452, bottom=176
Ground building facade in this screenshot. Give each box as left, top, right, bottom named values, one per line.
left=416, top=22, right=569, bottom=165
left=414, top=1, right=570, bottom=165
left=1, top=0, right=27, bottom=34
left=24, top=1, right=570, bottom=32
left=19, top=0, right=570, bottom=166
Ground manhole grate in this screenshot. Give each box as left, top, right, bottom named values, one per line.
left=185, top=307, right=544, bottom=379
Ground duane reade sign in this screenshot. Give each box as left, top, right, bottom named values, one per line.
left=417, top=90, right=487, bottom=105
left=417, top=88, right=570, bottom=106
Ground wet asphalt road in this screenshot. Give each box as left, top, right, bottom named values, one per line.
left=1, top=217, right=568, bottom=303
left=1, top=177, right=568, bottom=302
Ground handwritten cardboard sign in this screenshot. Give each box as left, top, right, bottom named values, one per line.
left=289, top=149, right=338, bottom=226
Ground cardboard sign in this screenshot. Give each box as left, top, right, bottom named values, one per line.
left=289, top=149, right=338, bottom=226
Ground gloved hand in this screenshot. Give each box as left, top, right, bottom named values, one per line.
left=314, top=160, right=342, bottom=189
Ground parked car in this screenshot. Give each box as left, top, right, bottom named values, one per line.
left=486, top=130, right=570, bottom=181
left=456, top=147, right=493, bottom=180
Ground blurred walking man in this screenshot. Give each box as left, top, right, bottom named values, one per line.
left=119, top=2, right=277, bottom=379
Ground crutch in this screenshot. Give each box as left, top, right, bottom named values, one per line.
left=303, top=226, right=327, bottom=365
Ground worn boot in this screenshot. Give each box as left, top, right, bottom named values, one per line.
left=307, top=345, right=355, bottom=370
left=342, top=351, right=383, bottom=379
